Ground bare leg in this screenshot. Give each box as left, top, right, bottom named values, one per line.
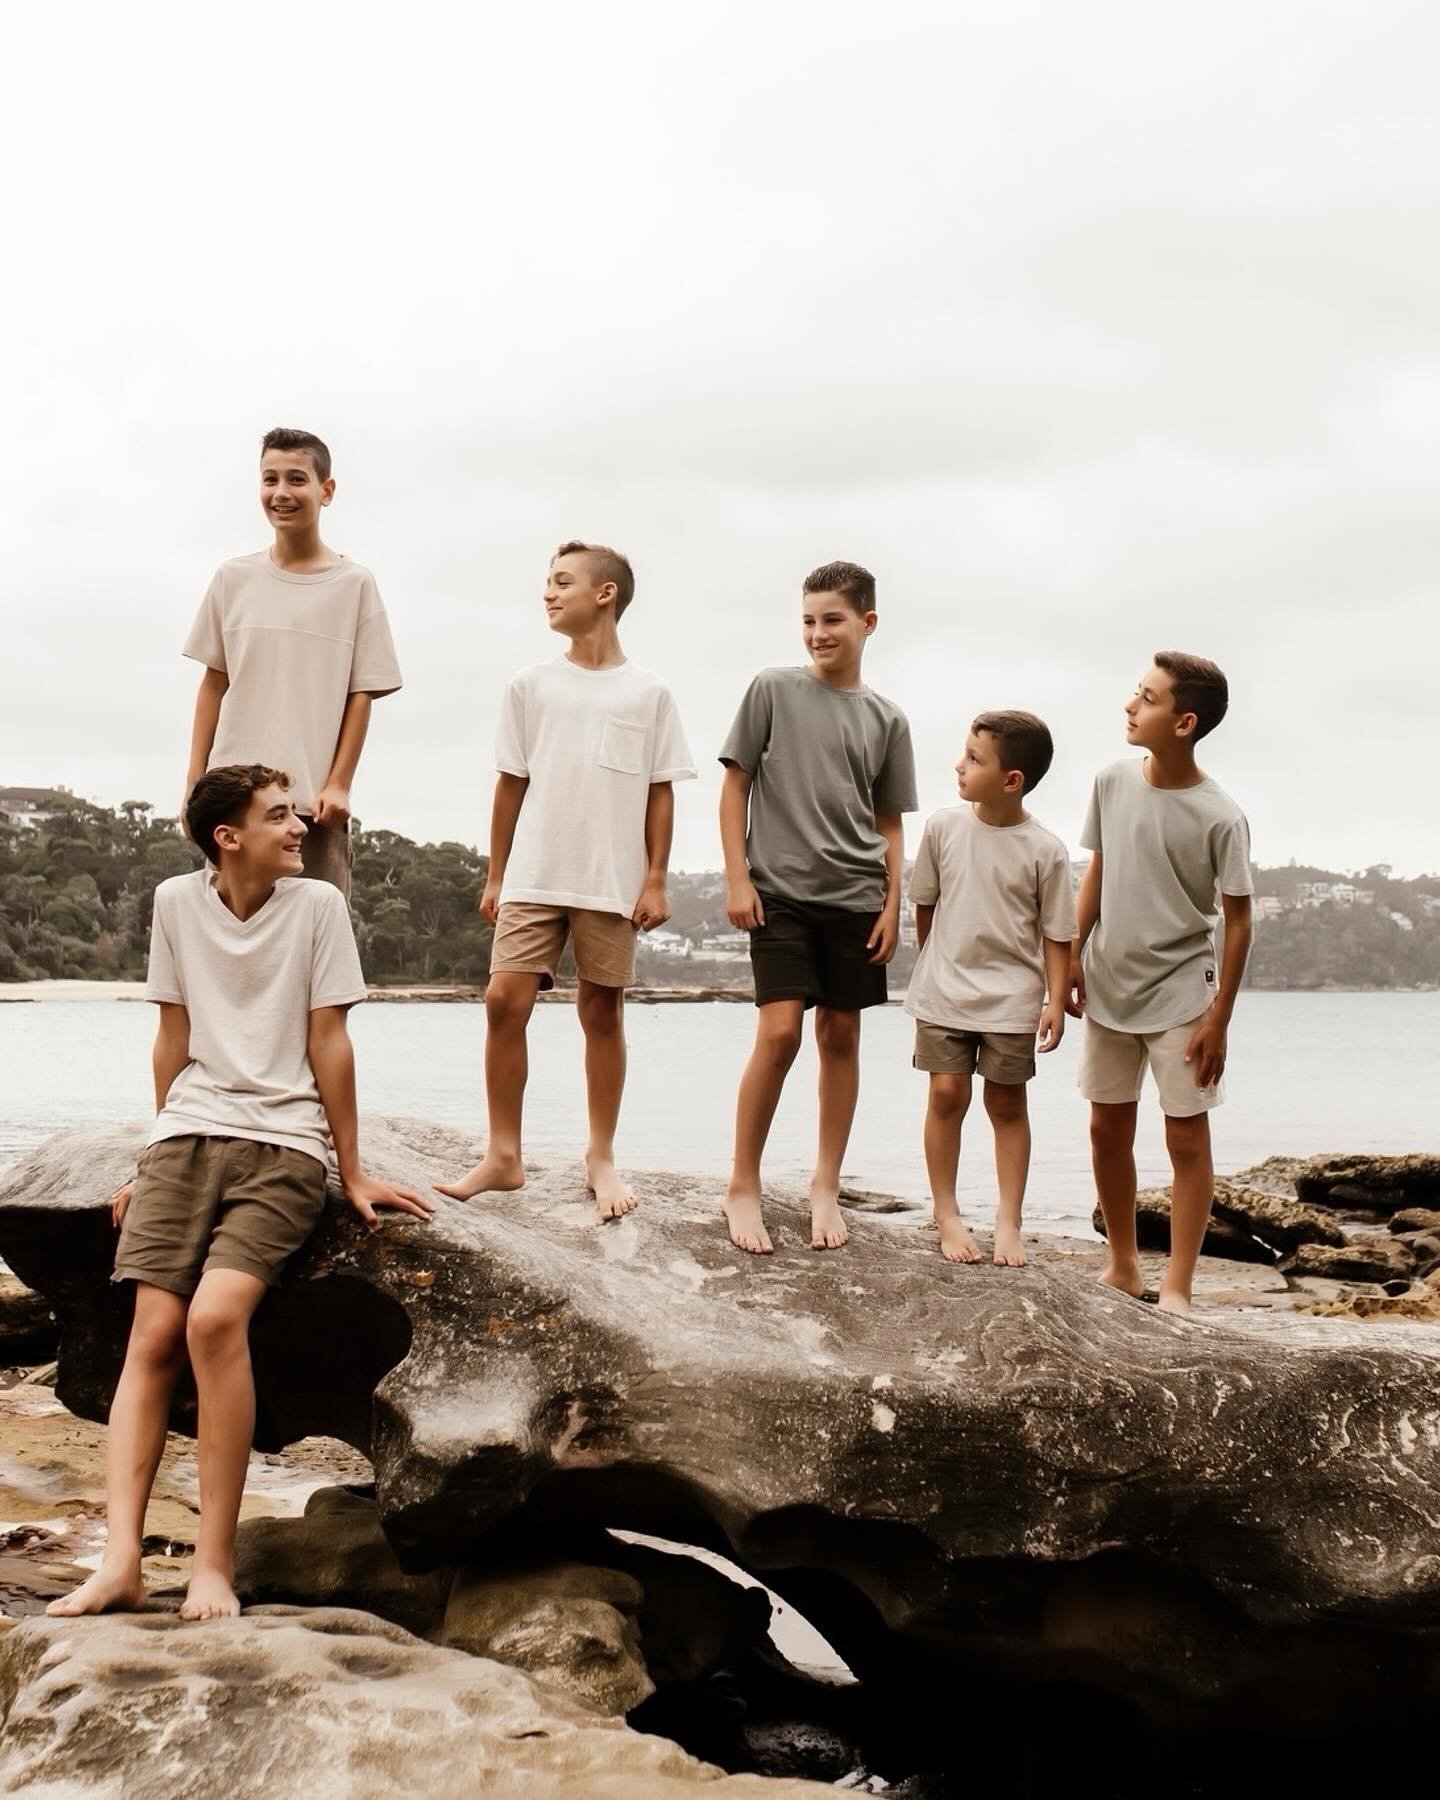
left=725, top=1000, right=804, bottom=1254
left=578, top=979, right=633, bottom=1220
left=924, top=1072, right=981, bottom=1262
left=1091, top=1101, right=1144, bottom=1296
left=810, top=1007, right=861, bottom=1249
left=1160, top=1112, right=1214, bottom=1313
left=435, top=972, right=538, bottom=1199
left=47, top=1284, right=188, bottom=1615
left=181, top=1268, right=267, bottom=1620
left=984, top=1079, right=1032, bottom=1267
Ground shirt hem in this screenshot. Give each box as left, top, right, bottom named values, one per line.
left=500, top=888, right=633, bottom=915
left=651, top=767, right=698, bottom=782
left=310, top=988, right=369, bottom=1010
left=145, top=1118, right=330, bottom=1166
left=904, top=1001, right=1043, bottom=1034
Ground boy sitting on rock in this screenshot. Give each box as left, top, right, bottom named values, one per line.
left=49, top=765, right=429, bottom=1622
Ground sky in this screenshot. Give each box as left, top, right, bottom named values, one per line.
left=3, top=0, right=1437, bottom=875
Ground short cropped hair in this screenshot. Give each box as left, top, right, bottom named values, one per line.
left=803, top=561, right=876, bottom=615
left=1154, top=650, right=1229, bottom=740
left=971, top=710, right=1054, bottom=793
left=261, top=426, right=331, bottom=483
left=186, top=765, right=291, bottom=866
left=553, top=540, right=635, bottom=619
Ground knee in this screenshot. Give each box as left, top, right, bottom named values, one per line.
left=185, top=1303, right=249, bottom=1362
left=578, top=986, right=624, bottom=1037
left=1165, top=1116, right=1211, bottom=1166
left=1090, top=1108, right=1132, bottom=1153
left=485, top=982, right=532, bottom=1032
left=983, top=1082, right=1027, bottom=1123
left=758, top=1021, right=803, bottom=1070
left=928, top=1076, right=971, bottom=1120
left=815, top=1010, right=860, bottom=1058
left=129, top=1312, right=187, bottom=1370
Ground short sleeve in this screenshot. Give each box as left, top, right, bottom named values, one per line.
left=908, top=818, right=940, bottom=905
left=1215, top=812, right=1254, bottom=897
left=144, top=889, right=185, bottom=1004
left=495, top=676, right=528, bottom=777
left=182, top=571, right=227, bottom=672
left=650, top=688, right=696, bottom=782
left=1038, top=842, right=1079, bottom=941
left=350, top=578, right=403, bottom=697
left=310, top=888, right=368, bottom=1010
left=718, top=675, right=773, bottom=773
left=1080, top=779, right=1103, bottom=854
left=873, top=715, right=918, bottom=814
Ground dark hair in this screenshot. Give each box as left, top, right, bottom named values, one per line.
left=803, top=560, right=876, bottom=615
left=553, top=540, right=635, bottom=619
left=186, top=765, right=291, bottom=866
left=261, top=426, right=331, bottom=483
left=971, top=710, right=1055, bottom=793
left=1153, top=651, right=1229, bottom=740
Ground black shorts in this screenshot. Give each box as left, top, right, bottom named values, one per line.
left=749, top=891, right=889, bottom=1012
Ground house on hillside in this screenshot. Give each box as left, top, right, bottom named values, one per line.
left=0, top=786, right=69, bottom=829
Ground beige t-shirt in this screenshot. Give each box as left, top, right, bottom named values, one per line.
left=184, top=552, right=403, bottom=812
left=144, top=869, right=368, bottom=1164
left=905, top=805, right=1077, bottom=1032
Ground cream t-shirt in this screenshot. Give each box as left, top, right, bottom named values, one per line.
left=184, top=552, right=403, bottom=812
left=144, top=869, right=369, bottom=1164
left=496, top=657, right=696, bottom=916
left=905, top=805, right=1077, bottom=1033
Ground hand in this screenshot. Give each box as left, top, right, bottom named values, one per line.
left=1037, top=1002, right=1065, bottom=1053
left=312, top=784, right=352, bottom=828
left=867, top=906, right=899, bottom=965
left=343, top=1170, right=434, bottom=1231
left=726, top=880, right=766, bottom=931
left=1185, top=1011, right=1228, bottom=1087
left=1065, top=955, right=1086, bottom=1018
left=478, top=878, right=502, bottom=925
left=632, top=879, right=671, bottom=932
left=111, top=1181, right=134, bottom=1229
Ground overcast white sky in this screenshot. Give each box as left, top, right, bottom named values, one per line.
left=3, top=1, right=1437, bottom=874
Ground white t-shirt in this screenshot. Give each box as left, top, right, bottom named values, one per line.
left=905, top=805, right=1077, bottom=1033
left=496, top=657, right=695, bottom=915
left=184, top=552, right=403, bottom=813
left=144, top=869, right=368, bottom=1164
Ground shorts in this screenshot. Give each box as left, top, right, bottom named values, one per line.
left=749, top=891, right=888, bottom=1012
left=298, top=817, right=353, bottom=901
left=912, top=1020, right=1035, bottom=1084
left=1078, top=1014, right=1223, bottom=1118
left=489, top=901, right=636, bottom=990
left=114, top=1135, right=329, bottom=1297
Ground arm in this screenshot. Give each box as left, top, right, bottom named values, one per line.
left=113, top=1004, right=193, bottom=1227
left=479, top=773, right=530, bottom=925
left=1068, top=852, right=1102, bottom=1016
left=308, top=1006, right=433, bottom=1226
left=868, top=812, right=905, bottom=963
left=313, top=692, right=373, bottom=826
left=633, top=782, right=674, bottom=931
left=1038, top=938, right=1071, bottom=1052
left=915, top=902, right=935, bottom=950
left=182, top=667, right=229, bottom=832
left=721, top=764, right=764, bottom=929
left=1185, top=893, right=1253, bottom=1087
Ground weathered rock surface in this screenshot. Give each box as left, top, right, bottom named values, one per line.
left=1099, top=1187, right=1278, bottom=1263
left=1295, top=1152, right=1440, bottom=1217
left=0, top=1273, right=57, bottom=1365
left=1284, top=1235, right=1416, bottom=1285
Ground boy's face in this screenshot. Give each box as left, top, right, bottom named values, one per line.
left=213, top=784, right=306, bottom=879
left=956, top=729, right=1021, bottom=806
left=1125, top=664, right=1196, bottom=750
left=259, top=449, right=334, bottom=534
left=545, top=553, right=615, bottom=636
left=802, top=591, right=875, bottom=672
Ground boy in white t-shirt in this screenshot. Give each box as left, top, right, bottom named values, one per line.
left=48, top=764, right=430, bottom=1625
left=906, top=712, right=1076, bottom=1266
left=436, top=542, right=695, bottom=1221
left=181, top=427, right=403, bottom=899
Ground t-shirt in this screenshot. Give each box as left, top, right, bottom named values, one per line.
left=905, top=806, right=1078, bottom=1032
left=184, top=552, right=403, bottom=813
left=496, top=657, right=695, bottom=916
left=144, top=869, right=368, bottom=1164
left=719, top=667, right=918, bottom=911
left=1080, top=759, right=1254, bottom=1033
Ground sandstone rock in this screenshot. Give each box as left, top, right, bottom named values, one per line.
left=1094, top=1187, right=1277, bottom=1263
left=1295, top=1153, right=1440, bottom=1216
left=1283, top=1236, right=1416, bottom=1285
left=0, top=1273, right=57, bottom=1365
left=1390, top=1207, right=1440, bottom=1236
left=1396, top=1232, right=1440, bottom=1278
left=1208, top=1179, right=1345, bottom=1252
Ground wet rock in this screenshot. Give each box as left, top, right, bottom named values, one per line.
left=0, top=1274, right=57, bottom=1366
left=1295, top=1153, right=1440, bottom=1217
left=1284, top=1235, right=1416, bottom=1285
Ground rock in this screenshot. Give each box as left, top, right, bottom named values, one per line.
left=607, top=1537, right=773, bottom=1685
left=1283, top=1236, right=1417, bottom=1286
left=1396, top=1233, right=1440, bottom=1278
left=1390, top=1208, right=1440, bottom=1236
left=0, top=1273, right=57, bottom=1365
left=1295, top=1153, right=1440, bottom=1217
left=1094, top=1188, right=1278, bottom=1264
left=1208, top=1179, right=1345, bottom=1253
left=0, top=1607, right=830, bottom=1797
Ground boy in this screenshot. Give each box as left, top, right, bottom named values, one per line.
left=907, top=712, right=1076, bottom=1267
left=719, top=561, right=917, bottom=1255
left=436, top=542, right=694, bottom=1220
left=1070, top=652, right=1254, bottom=1315
left=49, top=765, right=430, bottom=1622
left=181, top=427, right=403, bottom=899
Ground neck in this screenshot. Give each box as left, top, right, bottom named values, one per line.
left=973, top=795, right=1026, bottom=827
left=213, top=862, right=278, bottom=921
left=806, top=656, right=864, bottom=692
left=1143, top=743, right=1204, bottom=789
left=270, top=524, right=335, bottom=572
left=563, top=620, right=626, bottom=670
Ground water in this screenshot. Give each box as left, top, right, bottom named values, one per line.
left=2, top=992, right=1435, bottom=1233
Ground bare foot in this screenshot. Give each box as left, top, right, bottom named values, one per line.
left=724, top=1185, right=773, bottom=1255
left=993, top=1220, right=1027, bottom=1267
left=937, top=1214, right=983, bottom=1263
left=809, top=1185, right=849, bottom=1250
left=433, top=1149, right=525, bottom=1201
left=46, top=1562, right=147, bottom=1616
left=180, top=1568, right=242, bottom=1621
left=1157, top=1287, right=1192, bottom=1315
left=587, top=1157, right=636, bottom=1221
left=1096, top=1259, right=1145, bottom=1299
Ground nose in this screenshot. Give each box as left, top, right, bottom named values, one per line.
left=293, top=814, right=308, bottom=839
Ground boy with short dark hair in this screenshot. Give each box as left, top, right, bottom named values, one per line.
left=907, top=711, right=1076, bottom=1267
left=436, top=542, right=694, bottom=1221
left=48, top=764, right=430, bottom=1623
left=719, top=560, right=917, bottom=1255
left=181, top=427, right=403, bottom=899
left=1070, top=652, right=1254, bottom=1314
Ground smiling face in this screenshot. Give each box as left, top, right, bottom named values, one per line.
left=260, top=448, right=334, bottom=535
left=1124, top=664, right=1197, bottom=751
left=544, top=551, right=615, bottom=638
left=802, top=591, right=874, bottom=675
left=956, top=729, right=1021, bottom=807
left=212, top=783, right=307, bottom=880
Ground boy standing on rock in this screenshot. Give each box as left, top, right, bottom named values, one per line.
left=1070, top=653, right=1254, bottom=1314
left=435, top=543, right=694, bottom=1221
left=49, top=765, right=430, bottom=1622
left=181, top=427, right=403, bottom=898
left=719, top=561, right=917, bottom=1255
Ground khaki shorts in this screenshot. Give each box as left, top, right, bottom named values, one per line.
left=489, top=902, right=636, bottom=990
left=298, top=817, right=353, bottom=901
left=114, top=1135, right=328, bottom=1297
left=913, top=1020, right=1035, bottom=1084
left=1079, top=1014, right=1223, bottom=1118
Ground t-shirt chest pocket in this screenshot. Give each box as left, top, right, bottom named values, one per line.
left=598, top=715, right=647, bottom=776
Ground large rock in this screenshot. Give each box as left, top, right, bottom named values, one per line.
left=1295, top=1153, right=1440, bottom=1217
left=1094, top=1186, right=1278, bottom=1263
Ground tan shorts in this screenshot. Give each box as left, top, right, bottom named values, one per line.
left=114, top=1135, right=328, bottom=1297
left=1079, top=1014, right=1223, bottom=1118
left=913, top=1020, right=1035, bottom=1084
left=489, top=902, right=636, bottom=990
left=298, top=817, right=353, bottom=901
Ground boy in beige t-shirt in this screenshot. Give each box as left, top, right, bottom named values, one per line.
left=182, top=427, right=403, bottom=899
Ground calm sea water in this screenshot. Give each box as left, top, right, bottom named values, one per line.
left=1, top=993, right=1435, bottom=1235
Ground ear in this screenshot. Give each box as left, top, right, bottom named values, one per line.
left=1003, top=768, right=1026, bottom=795
left=1173, top=709, right=1199, bottom=741
left=596, top=581, right=618, bottom=611
left=862, top=609, right=878, bottom=637
left=212, top=821, right=243, bottom=855
left=320, top=477, right=337, bottom=507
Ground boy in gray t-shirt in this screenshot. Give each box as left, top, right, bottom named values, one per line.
left=1070, top=652, right=1254, bottom=1315
left=718, top=561, right=917, bottom=1256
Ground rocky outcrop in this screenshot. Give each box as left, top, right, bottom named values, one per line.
left=1294, top=1152, right=1440, bottom=1217
left=0, top=1274, right=57, bottom=1366
left=1101, top=1186, right=1278, bottom=1263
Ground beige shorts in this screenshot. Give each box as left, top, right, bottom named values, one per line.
left=114, top=1135, right=328, bottom=1297
left=298, top=817, right=353, bottom=901
left=1079, top=1014, right=1223, bottom=1117
left=489, top=902, right=636, bottom=990
left=913, top=1020, right=1035, bottom=1084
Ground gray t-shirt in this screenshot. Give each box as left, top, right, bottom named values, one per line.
left=719, top=667, right=918, bottom=911
left=1080, top=759, right=1254, bottom=1033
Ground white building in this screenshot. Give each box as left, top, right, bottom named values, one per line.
left=0, top=786, right=69, bottom=829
